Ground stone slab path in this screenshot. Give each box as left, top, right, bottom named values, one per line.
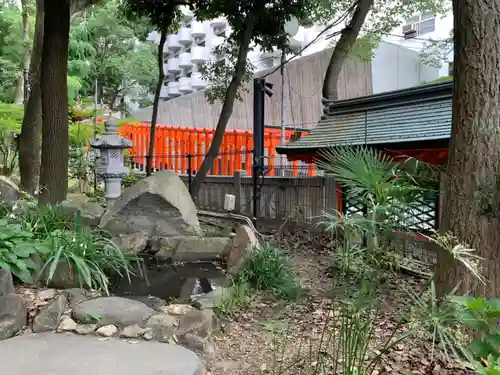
left=0, top=332, right=205, bottom=375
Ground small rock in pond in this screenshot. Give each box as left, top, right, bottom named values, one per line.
left=75, top=324, right=97, bottom=335
left=0, top=270, right=15, bottom=297
left=163, top=304, right=194, bottom=316
left=57, top=316, right=77, bottom=332
left=96, top=325, right=118, bottom=337
left=0, top=294, right=27, bottom=340
left=32, top=294, right=67, bottom=333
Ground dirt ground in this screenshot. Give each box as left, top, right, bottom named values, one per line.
left=205, top=227, right=474, bottom=375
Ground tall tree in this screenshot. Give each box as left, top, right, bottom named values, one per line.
left=435, top=0, right=500, bottom=297
left=120, top=0, right=184, bottom=176
left=18, top=0, right=42, bottom=193
left=189, top=0, right=312, bottom=197
left=38, top=0, right=71, bottom=204
left=314, top=0, right=449, bottom=102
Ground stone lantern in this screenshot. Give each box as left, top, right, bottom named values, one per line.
left=90, top=119, right=132, bottom=202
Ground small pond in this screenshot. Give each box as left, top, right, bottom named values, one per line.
left=111, top=257, right=226, bottom=303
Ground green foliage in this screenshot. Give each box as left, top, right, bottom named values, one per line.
left=40, top=218, right=138, bottom=295
left=233, top=244, right=300, bottom=301
left=0, top=219, right=47, bottom=283
left=0, top=102, right=23, bottom=132
left=68, top=2, right=157, bottom=108
left=419, top=75, right=453, bottom=86
left=21, top=204, right=75, bottom=239
left=452, top=296, right=500, bottom=374
left=199, top=42, right=255, bottom=104
left=122, top=169, right=143, bottom=188
left=69, top=122, right=104, bottom=147
left=0, top=3, right=34, bottom=102
left=214, top=281, right=252, bottom=316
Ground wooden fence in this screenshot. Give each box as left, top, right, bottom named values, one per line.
left=177, top=170, right=340, bottom=224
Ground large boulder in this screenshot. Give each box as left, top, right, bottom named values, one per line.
left=61, top=194, right=105, bottom=227
left=0, top=176, right=19, bottom=203
left=99, top=171, right=200, bottom=252
left=72, top=297, right=155, bottom=327
left=0, top=294, right=27, bottom=340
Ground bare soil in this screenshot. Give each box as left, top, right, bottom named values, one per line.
left=205, top=227, right=474, bottom=375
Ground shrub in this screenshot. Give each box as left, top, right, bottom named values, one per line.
left=0, top=219, right=48, bottom=283
left=41, top=217, right=139, bottom=294
left=21, top=204, right=75, bottom=239
left=234, top=244, right=300, bottom=301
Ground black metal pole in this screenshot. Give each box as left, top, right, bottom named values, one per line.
left=252, top=78, right=265, bottom=226
left=187, top=154, right=193, bottom=196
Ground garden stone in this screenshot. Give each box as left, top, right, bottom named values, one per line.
left=96, top=325, right=118, bottom=337
left=112, top=230, right=149, bottom=252
left=156, top=236, right=232, bottom=262
left=42, top=261, right=79, bottom=289
left=57, top=316, right=77, bottom=332
left=145, top=313, right=177, bottom=342
left=0, top=294, right=27, bottom=340
left=163, top=304, right=194, bottom=316
left=75, top=323, right=97, bottom=335
left=0, top=269, right=15, bottom=297
left=61, top=195, right=105, bottom=227
left=0, top=176, right=19, bottom=203
left=0, top=333, right=206, bottom=375
left=125, top=296, right=166, bottom=311
left=62, top=288, right=92, bottom=308
left=36, top=289, right=56, bottom=301
left=72, top=296, right=155, bottom=327
left=32, top=294, right=67, bottom=333
left=120, top=324, right=149, bottom=339
left=99, top=170, right=200, bottom=241
left=226, top=225, right=260, bottom=275
left=178, top=333, right=216, bottom=359
left=177, top=309, right=219, bottom=340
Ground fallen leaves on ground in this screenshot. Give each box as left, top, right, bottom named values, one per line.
left=206, top=226, right=475, bottom=375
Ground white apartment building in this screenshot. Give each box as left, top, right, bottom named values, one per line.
left=148, top=7, right=453, bottom=100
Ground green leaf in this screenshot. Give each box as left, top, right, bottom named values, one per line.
left=469, top=339, right=496, bottom=359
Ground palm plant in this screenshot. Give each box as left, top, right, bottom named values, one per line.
left=266, top=146, right=485, bottom=375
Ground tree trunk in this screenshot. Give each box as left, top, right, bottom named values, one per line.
left=435, top=0, right=500, bottom=298
left=190, top=18, right=254, bottom=197
left=19, top=0, right=44, bottom=194
left=322, top=0, right=373, bottom=102
left=38, top=0, right=71, bottom=205
left=146, top=26, right=167, bottom=176
left=21, top=0, right=31, bottom=104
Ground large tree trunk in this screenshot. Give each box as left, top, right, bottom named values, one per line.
left=146, top=26, right=168, bottom=176
left=435, top=0, right=500, bottom=298
left=38, top=0, right=71, bottom=205
left=190, top=18, right=254, bottom=197
left=322, top=0, right=373, bottom=102
left=19, top=0, right=44, bottom=194
left=21, top=0, right=31, bottom=104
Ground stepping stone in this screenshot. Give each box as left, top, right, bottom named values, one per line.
left=0, top=333, right=204, bottom=375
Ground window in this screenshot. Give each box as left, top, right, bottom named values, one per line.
left=402, top=12, right=436, bottom=38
